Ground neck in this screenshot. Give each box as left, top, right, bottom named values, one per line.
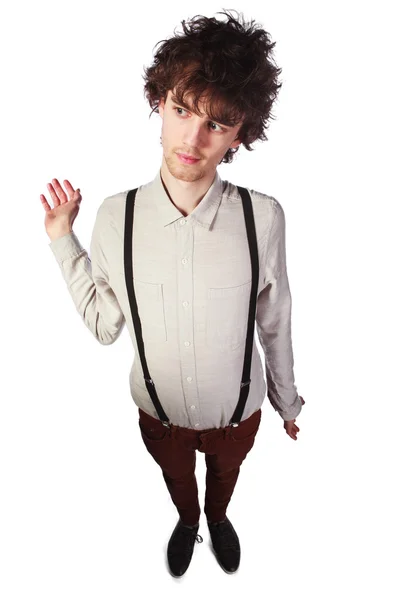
left=160, top=156, right=217, bottom=217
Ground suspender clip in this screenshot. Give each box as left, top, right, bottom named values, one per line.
left=240, top=379, right=251, bottom=388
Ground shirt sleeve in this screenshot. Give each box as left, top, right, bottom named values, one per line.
left=48, top=201, right=125, bottom=345
left=255, top=199, right=302, bottom=421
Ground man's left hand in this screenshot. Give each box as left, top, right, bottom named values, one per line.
left=283, top=396, right=305, bottom=440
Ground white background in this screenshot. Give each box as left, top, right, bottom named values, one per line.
left=1, top=1, right=399, bottom=598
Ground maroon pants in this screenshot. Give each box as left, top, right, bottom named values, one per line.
left=138, top=407, right=262, bottom=526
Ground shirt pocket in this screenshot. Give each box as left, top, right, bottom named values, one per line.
left=206, top=280, right=252, bottom=352
left=133, top=278, right=167, bottom=342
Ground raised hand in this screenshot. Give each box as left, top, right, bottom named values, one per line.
left=40, top=178, right=82, bottom=241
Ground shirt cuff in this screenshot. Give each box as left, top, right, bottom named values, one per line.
left=277, top=395, right=303, bottom=422
left=48, top=231, right=85, bottom=265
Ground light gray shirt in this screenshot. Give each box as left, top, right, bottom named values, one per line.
left=48, top=168, right=302, bottom=428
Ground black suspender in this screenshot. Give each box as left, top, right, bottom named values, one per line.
left=123, top=185, right=259, bottom=428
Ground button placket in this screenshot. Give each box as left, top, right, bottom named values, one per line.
left=176, top=217, right=200, bottom=427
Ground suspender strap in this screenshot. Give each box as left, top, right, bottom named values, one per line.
left=124, top=188, right=171, bottom=427
left=229, top=186, right=259, bottom=425
left=123, top=184, right=259, bottom=428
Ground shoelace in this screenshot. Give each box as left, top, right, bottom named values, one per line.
left=169, top=527, right=204, bottom=555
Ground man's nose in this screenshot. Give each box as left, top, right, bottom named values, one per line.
left=183, top=123, right=206, bottom=147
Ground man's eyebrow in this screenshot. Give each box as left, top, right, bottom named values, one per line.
left=170, top=94, right=232, bottom=127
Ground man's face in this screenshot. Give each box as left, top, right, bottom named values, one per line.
left=158, top=89, right=243, bottom=182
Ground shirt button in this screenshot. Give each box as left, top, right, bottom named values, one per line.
left=181, top=258, right=188, bottom=264
left=184, top=341, right=190, bottom=347
left=182, top=301, right=189, bottom=307
left=180, top=219, right=186, bottom=225
left=186, top=376, right=192, bottom=382
left=195, top=423, right=200, bottom=427
left=190, top=405, right=196, bottom=410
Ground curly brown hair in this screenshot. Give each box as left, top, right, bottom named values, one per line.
left=142, top=8, right=283, bottom=164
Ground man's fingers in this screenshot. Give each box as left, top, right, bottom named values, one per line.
left=63, top=179, right=76, bottom=198
left=46, top=183, right=61, bottom=207
left=51, top=178, right=68, bottom=204
left=40, top=194, right=52, bottom=211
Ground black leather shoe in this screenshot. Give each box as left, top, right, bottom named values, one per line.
left=167, top=519, right=203, bottom=577
left=207, top=516, right=241, bottom=573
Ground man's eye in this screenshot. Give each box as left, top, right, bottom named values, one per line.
left=174, top=107, right=188, bottom=117
left=173, top=107, right=225, bottom=132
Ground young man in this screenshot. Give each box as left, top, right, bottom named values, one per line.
left=40, top=10, right=305, bottom=577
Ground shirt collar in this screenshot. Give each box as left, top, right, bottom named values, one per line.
left=149, top=167, right=224, bottom=230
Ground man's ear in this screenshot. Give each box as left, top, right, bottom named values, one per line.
left=229, top=124, right=244, bottom=149
left=230, top=137, right=242, bottom=150
left=158, top=96, right=165, bottom=117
